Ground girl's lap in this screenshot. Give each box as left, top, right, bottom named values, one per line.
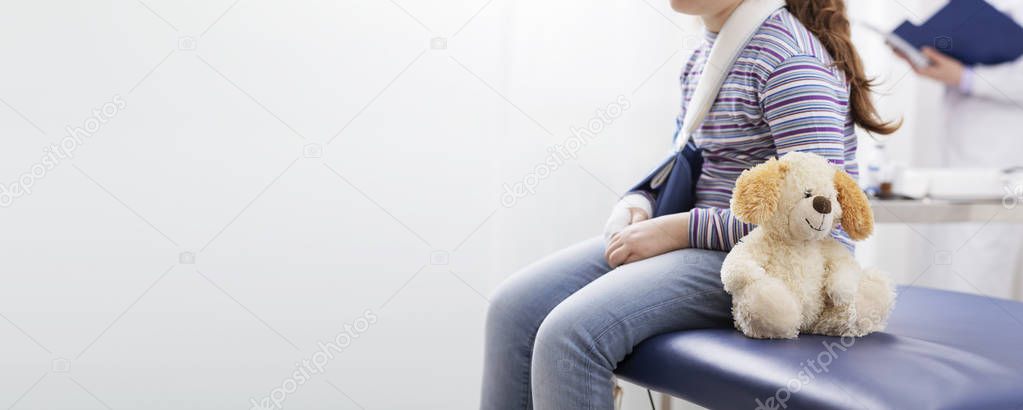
left=490, top=237, right=733, bottom=341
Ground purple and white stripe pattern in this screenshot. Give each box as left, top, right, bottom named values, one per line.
left=678, top=9, right=858, bottom=251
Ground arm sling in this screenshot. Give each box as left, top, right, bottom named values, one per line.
left=628, top=0, right=786, bottom=218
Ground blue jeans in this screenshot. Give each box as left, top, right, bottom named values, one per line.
left=480, top=237, right=733, bottom=410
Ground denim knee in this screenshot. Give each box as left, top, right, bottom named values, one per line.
left=533, top=300, right=608, bottom=370
left=486, top=276, right=542, bottom=337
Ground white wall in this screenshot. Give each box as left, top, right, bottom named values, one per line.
left=0, top=0, right=967, bottom=409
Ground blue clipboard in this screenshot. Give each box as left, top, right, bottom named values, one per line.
left=893, top=0, right=1023, bottom=65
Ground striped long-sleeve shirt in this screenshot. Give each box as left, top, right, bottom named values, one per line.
left=674, top=9, right=858, bottom=251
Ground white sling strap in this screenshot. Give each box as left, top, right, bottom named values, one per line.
left=675, top=0, right=787, bottom=151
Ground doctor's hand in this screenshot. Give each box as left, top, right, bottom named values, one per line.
left=605, top=213, right=690, bottom=269
left=905, top=47, right=965, bottom=88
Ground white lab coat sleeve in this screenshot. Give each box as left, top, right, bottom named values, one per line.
left=969, top=58, right=1023, bottom=105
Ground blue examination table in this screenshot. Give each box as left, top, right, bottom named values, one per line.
left=615, top=286, right=1023, bottom=409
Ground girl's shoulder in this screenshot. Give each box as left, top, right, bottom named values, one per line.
left=740, top=9, right=838, bottom=78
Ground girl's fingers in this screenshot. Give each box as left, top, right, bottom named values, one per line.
left=608, top=246, right=630, bottom=268
left=603, top=207, right=630, bottom=241
left=624, top=252, right=645, bottom=265
left=629, top=208, right=649, bottom=224
left=604, top=238, right=621, bottom=263
left=607, top=233, right=623, bottom=252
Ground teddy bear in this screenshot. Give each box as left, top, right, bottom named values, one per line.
left=721, top=151, right=896, bottom=339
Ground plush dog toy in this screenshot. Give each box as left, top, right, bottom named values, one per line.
left=721, top=152, right=895, bottom=339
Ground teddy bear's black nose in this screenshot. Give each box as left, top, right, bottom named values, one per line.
left=813, top=196, right=831, bottom=214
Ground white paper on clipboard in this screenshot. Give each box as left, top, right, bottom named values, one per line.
left=858, top=21, right=932, bottom=69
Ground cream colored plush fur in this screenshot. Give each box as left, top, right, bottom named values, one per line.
left=721, top=152, right=896, bottom=339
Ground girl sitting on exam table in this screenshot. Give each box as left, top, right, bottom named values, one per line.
left=481, top=0, right=901, bottom=408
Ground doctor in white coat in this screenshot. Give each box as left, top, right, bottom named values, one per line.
left=899, top=0, right=1023, bottom=299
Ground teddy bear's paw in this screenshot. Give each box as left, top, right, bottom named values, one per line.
left=852, top=268, right=896, bottom=333
left=813, top=269, right=896, bottom=336
left=826, top=273, right=858, bottom=307
left=733, top=277, right=801, bottom=339
left=808, top=306, right=858, bottom=337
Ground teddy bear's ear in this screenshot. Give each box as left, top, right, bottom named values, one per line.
left=730, top=158, right=788, bottom=225
left=834, top=169, right=874, bottom=241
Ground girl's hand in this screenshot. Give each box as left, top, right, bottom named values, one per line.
left=603, top=194, right=653, bottom=241
left=605, top=212, right=690, bottom=268
left=626, top=208, right=649, bottom=225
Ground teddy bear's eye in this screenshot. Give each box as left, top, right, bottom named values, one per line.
left=803, top=190, right=812, bottom=198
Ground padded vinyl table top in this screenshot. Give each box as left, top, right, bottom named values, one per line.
left=615, top=286, right=1023, bottom=410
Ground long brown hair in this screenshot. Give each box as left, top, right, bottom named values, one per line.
left=787, top=0, right=900, bottom=135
